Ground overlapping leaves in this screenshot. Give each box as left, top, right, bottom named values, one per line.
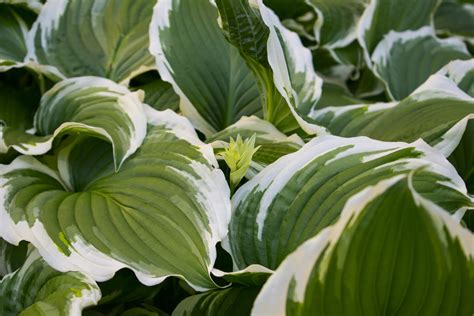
left=0, top=0, right=473, bottom=315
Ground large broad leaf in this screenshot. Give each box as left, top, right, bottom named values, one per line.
left=208, top=116, right=304, bottom=175
left=358, top=0, right=441, bottom=59
left=0, top=4, right=29, bottom=65
left=435, top=0, right=474, bottom=38
left=149, top=0, right=261, bottom=136
left=308, top=0, right=368, bottom=48
left=0, top=76, right=147, bottom=170
left=215, top=0, right=326, bottom=135
left=314, top=75, right=474, bottom=188
left=227, top=134, right=472, bottom=270
left=0, top=109, right=231, bottom=290
left=27, top=0, right=156, bottom=84
left=371, top=27, right=470, bottom=100
left=252, top=174, right=474, bottom=315
left=0, top=249, right=100, bottom=316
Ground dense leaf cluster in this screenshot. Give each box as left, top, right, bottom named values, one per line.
left=0, top=0, right=473, bottom=315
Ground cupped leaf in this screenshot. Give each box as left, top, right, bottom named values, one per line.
left=0, top=238, right=27, bottom=277
left=0, top=76, right=147, bottom=170
left=435, top=0, right=474, bottom=38
left=173, top=286, right=261, bottom=316
left=27, top=0, right=156, bottom=84
left=314, top=75, right=474, bottom=187
left=371, top=27, right=470, bottom=100
left=208, top=116, right=304, bottom=175
left=358, top=0, right=441, bottom=58
left=262, top=0, right=312, bottom=20
left=0, top=249, right=101, bottom=316
left=133, top=80, right=179, bottom=112
left=0, top=0, right=42, bottom=14
left=215, top=0, right=326, bottom=135
left=149, top=0, right=261, bottom=135
left=173, top=265, right=272, bottom=316
left=317, top=82, right=367, bottom=108
left=228, top=134, right=472, bottom=270
left=0, top=4, right=29, bottom=65
left=0, top=109, right=231, bottom=291
left=252, top=174, right=474, bottom=315
left=308, top=0, right=368, bottom=48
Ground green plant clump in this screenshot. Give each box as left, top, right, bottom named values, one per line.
left=0, top=0, right=473, bottom=315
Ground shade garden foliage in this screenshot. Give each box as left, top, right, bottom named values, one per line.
left=0, top=0, right=473, bottom=315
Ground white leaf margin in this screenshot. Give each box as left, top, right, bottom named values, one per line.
left=251, top=173, right=474, bottom=315
left=0, top=109, right=231, bottom=291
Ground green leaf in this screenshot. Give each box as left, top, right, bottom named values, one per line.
left=0, top=76, right=147, bottom=171
left=435, top=0, right=474, bottom=38
left=27, top=0, right=156, bottom=83
left=314, top=75, right=474, bottom=187
left=371, top=27, right=470, bottom=100
left=438, top=59, right=474, bottom=97
left=0, top=109, right=231, bottom=291
left=0, top=0, right=42, bottom=14
left=252, top=174, right=474, bottom=315
left=172, top=286, right=260, bottom=316
left=358, top=0, right=441, bottom=57
left=173, top=265, right=272, bottom=316
left=215, top=0, right=326, bottom=135
left=134, top=80, right=180, bottom=113
left=228, top=135, right=472, bottom=270
left=262, top=0, right=312, bottom=20
left=0, top=249, right=100, bottom=316
left=0, top=238, right=27, bottom=277
left=149, top=0, right=261, bottom=135
left=317, top=82, right=367, bottom=108
left=0, top=4, right=29, bottom=64
left=308, top=0, right=368, bottom=48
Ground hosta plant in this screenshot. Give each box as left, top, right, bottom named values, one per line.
left=0, top=0, right=473, bottom=315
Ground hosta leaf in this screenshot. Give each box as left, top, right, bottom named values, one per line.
left=215, top=0, right=326, bottom=135
left=173, top=265, right=271, bottom=316
left=358, top=0, right=440, bottom=58
left=438, top=59, right=474, bottom=97
left=262, top=0, right=312, bottom=20
left=0, top=238, right=27, bottom=277
left=308, top=0, right=368, bottom=48
left=149, top=0, right=261, bottom=135
left=0, top=76, right=147, bottom=170
left=317, top=82, right=367, bottom=108
left=314, top=75, right=474, bottom=188
left=0, top=4, right=29, bottom=64
left=0, top=109, right=231, bottom=290
left=435, top=0, right=474, bottom=38
left=208, top=116, right=304, bottom=174
left=228, top=135, right=472, bottom=270
left=0, top=0, right=42, bottom=13
left=173, top=286, right=261, bottom=316
left=252, top=174, right=474, bottom=315
left=372, top=27, right=470, bottom=100
left=0, top=249, right=100, bottom=316
left=27, top=0, right=156, bottom=84
left=133, top=80, right=179, bottom=112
